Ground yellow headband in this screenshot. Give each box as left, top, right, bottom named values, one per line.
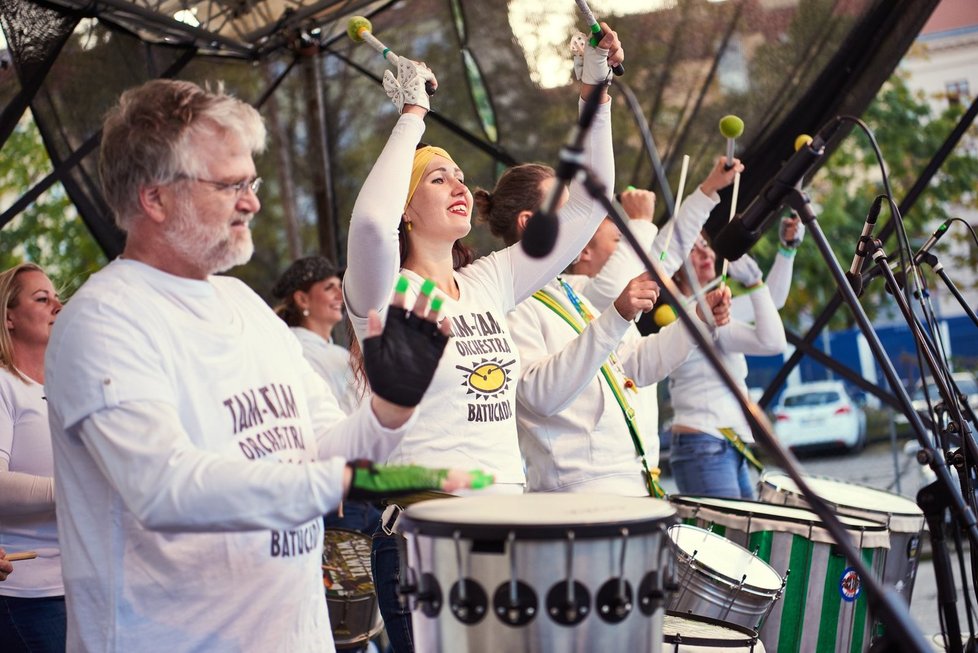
left=405, top=145, right=455, bottom=211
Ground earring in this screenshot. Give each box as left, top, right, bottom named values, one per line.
left=302, top=309, right=310, bottom=317
left=404, top=221, right=413, bottom=232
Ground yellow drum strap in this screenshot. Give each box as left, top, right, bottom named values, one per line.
left=717, top=427, right=765, bottom=472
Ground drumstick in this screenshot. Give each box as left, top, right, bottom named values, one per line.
left=347, top=16, right=436, bottom=96
left=658, top=154, right=690, bottom=260
left=720, top=171, right=741, bottom=280
left=4, top=551, right=37, bottom=562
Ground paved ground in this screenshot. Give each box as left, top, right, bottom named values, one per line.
left=661, top=438, right=974, bottom=649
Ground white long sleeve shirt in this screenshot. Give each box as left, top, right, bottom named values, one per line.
left=344, top=100, right=615, bottom=490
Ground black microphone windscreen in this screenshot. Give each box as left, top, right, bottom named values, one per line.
left=712, top=218, right=759, bottom=261
left=521, top=211, right=559, bottom=258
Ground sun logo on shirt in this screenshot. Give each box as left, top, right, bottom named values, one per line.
left=456, top=357, right=515, bottom=399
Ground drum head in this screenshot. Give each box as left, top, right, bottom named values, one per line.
left=762, top=472, right=922, bottom=517
left=672, top=495, right=886, bottom=532
left=663, top=611, right=760, bottom=647
left=399, top=494, right=675, bottom=539
left=669, top=524, right=783, bottom=591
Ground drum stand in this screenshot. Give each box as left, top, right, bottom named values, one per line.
left=572, top=161, right=932, bottom=651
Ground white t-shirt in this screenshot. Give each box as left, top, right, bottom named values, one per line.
left=510, top=278, right=694, bottom=495
left=0, top=368, right=61, bottom=597
left=45, top=259, right=414, bottom=653
left=291, top=327, right=360, bottom=416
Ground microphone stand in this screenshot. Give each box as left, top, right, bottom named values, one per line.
left=917, top=250, right=978, bottom=330
left=571, top=164, right=930, bottom=652
left=864, top=239, right=978, bottom=645
left=782, top=185, right=978, bottom=652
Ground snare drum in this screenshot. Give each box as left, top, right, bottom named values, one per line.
left=662, top=612, right=766, bottom=652
left=398, top=494, right=676, bottom=653
left=759, top=471, right=925, bottom=604
left=671, top=495, right=890, bottom=653
left=323, top=528, right=383, bottom=650
left=667, top=524, right=783, bottom=631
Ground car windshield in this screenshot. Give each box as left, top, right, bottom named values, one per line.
left=914, top=377, right=978, bottom=400
left=784, top=391, right=841, bottom=407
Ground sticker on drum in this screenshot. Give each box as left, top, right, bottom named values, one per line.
left=670, top=495, right=889, bottom=653
left=397, top=494, right=677, bottom=653
left=663, top=611, right=766, bottom=652
left=322, top=528, right=383, bottom=649
left=667, top=524, right=783, bottom=631
left=758, top=471, right=925, bottom=607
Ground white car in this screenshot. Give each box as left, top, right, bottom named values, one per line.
left=895, top=371, right=978, bottom=425
left=774, top=381, right=867, bottom=452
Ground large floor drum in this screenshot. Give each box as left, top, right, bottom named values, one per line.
left=758, top=471, right=925, bottom=604
left=398, top=494, right=676, bottom=653
left=671, top=495, right=890, bottom=653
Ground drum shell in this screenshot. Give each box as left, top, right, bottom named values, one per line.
left=668, top=525, right=783, bottom=630
left=400, top=495, right=675, bottom=653
left=672, top=496, right=889, bottom=653
left=758, top=472, right=925, bottom=605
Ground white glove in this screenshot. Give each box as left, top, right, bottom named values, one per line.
left=728, top=254, right=763, bottom=287
left=570, top=32, right=611, bottom=84
left=779, top=216, right=806, bottom=249
left=382, top=58, right=436, bottom=114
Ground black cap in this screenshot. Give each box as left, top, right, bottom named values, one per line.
left=271, top=256, right=342, bottom=299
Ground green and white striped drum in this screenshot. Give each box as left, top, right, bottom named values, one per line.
left=758, top=472, right=925, bottom=604
left=671, top=495, right=890, bottom=653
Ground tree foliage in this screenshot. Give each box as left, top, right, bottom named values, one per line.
left=0, top=116, right=106, bottom=297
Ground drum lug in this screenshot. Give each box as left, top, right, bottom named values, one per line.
left=492, top=531, right=538, bottom=627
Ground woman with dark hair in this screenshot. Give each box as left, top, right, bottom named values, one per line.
left=344, top=26, right=623, bottom=652
left=272, top=256, right=357, bottom=415
left=476, top=161, right=740, bottom=496
left=0, top=263, right=65, bottom=652
left=667, top=224, right=799, bottom=499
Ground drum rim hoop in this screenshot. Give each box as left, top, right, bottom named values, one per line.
left=662, top=610, right=760, bottom=646
left=671, top=495, right=888, bottom=532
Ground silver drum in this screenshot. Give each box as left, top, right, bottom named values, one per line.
left=397, top=494, right=676, bottom=653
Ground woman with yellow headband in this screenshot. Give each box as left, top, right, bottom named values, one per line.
left=343, top=24, right=623, bottom=653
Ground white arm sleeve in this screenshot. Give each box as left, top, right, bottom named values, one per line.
left=658, top=189, right=720, bottom=277
left=344, top=113, right=426, bottom=320
left=719, top=286, right=787, bottom=356
left=76, top=400, right=348, bottom=533
left=0, top=459, right=54, bottom=516
left=513, top=301, right=632, bottom=417
left=508, top=99, right=616, bottom=305
left=619, top=321, right=697, bottom=387
left=765, top=251, right=796, bottom=310
left=578, top=221, right=657, bottom=313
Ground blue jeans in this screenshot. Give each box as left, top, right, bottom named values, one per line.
left=372, top=531, right=414, bottom=653
left=324, top=500, right=382, bottom=535
left=0, top=594, right=66, bottom=653
left=670, top=431, right=755, bottom=499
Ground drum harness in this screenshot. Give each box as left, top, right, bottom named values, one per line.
left=532, top=279, right=666, bottom=498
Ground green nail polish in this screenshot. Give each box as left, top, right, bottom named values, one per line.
left=395, top=275, right=409, bottom=294
left=469, top=471, right=494, bottom=490
left=430, top=296, right=444, bottom=312
left=420, top=279, right=436, bottom=297
left=627, top=185, right=636, bottom=190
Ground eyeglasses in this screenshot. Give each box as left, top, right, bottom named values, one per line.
left=176, top=175, right=263, bottom=197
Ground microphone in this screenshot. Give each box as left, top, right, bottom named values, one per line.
left=522, top=86, right=606, bottom=258
left=719, top=115, right=744, bottom=171
left=846, top=195, right=884, bottom=297
left=347, top=16, right=436, bottom=96
left=713, top=117, right=844, bottom=261
left=914, top=218, right=953, bottom=265
left=574, top=0, right=624, bottom=76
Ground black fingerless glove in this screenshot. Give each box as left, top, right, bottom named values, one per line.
left=362, top=307, right=449, bottom=407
